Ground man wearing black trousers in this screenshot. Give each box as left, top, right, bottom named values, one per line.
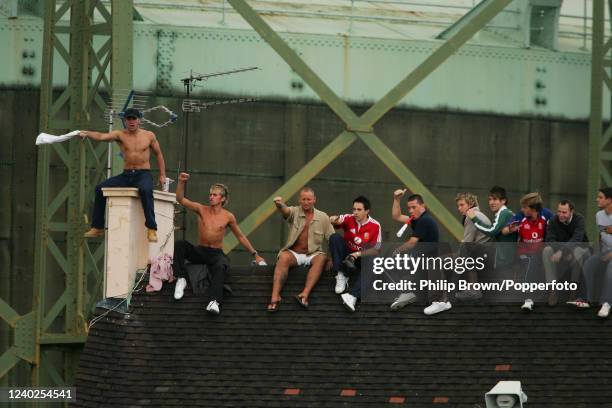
left=172, top=172, right=265, bottom=314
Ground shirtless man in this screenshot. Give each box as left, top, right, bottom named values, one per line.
left=267, top=187, right=335, bottom=312
left=172, top=172, right=265, bottom=315
left=81, top=108, right=166, bottom=242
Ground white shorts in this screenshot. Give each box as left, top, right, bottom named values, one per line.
left=287, top=249, right=318, bottom=266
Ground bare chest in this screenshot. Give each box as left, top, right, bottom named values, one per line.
left=119, top=133, right=151, bottom=152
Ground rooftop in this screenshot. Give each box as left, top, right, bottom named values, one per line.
left=75, top=265, right=612, bottom=407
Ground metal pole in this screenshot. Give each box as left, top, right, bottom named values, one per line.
left=587, top=0, right=604, bottom=244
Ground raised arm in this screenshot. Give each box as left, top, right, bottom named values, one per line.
left=228, top=213, right=265, bottom=264
left=392, top=188, right=411, bottom=223
left=149, top=133, right=166, bottom=186
left=79, top=130, right=121, bottom=142
left=175, top=172, right=201, bottom=213
left=273, top=196, right=291, bottom=219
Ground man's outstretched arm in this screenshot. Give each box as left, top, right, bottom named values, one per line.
left=79, top=130, right=120, bottom=142
left=273, top=196, right=291, bottom=219
left=228, top=213, right=265, bottom=264
left=175, top=172, right=201, bottom=213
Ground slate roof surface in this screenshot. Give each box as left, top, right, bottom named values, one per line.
left=75, top=266, right=612, bottom=407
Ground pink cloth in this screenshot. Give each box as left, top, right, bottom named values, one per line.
left=147, top=253, right=175, bottom=292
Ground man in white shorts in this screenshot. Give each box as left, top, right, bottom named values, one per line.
left=266, top=187, right=335, bottom=312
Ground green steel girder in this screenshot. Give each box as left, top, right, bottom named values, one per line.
left=587, top=0, right=612, bottom=244
left=224, top=0, right=512, bottom=251
left=14, top=313, right=36, bottom=364
left=0, top=0, right=134, bottom=390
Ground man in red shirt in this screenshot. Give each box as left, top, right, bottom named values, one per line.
left=329, top=196, right=382, bottom=312
left=506, top=192, right=547, bottom=311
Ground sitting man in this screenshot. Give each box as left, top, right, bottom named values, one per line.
left=391, top=190, right=445, bottom=315
left=81, top=108, right=166, bottom=242
left=467, top=185, right=516, bottom=270
left=328, top=196, right=382, bottom=312
left=267, top=187, right=335, bottom=312
left=572, top=187, right=612, bottom=317
left=505, top=192, right=548, bottom=312
left=455, top=192, right=491, bottom=301
left=172, top=172, right=265, bottom=315
left=542, top=199, right=589, bottom=306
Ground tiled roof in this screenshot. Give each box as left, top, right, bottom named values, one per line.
left=75, top=266, right=612, bottom=407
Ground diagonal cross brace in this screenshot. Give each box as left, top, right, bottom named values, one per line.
left=223, top=0, right=512, bottom=251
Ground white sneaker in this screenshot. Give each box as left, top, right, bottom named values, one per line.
left=341, top=293, right=357, bottom=312
left=521, top=299, right=534, bottom=311
left=335, top=272, right=348, bottom=294
left=206, top=300, right=220, bottom=315
left=174, top=277, right=187, bottom=300
left=423, top=301, right=452, bottom=316
left=598, top=302, right=610, bottom=318
left=390, top=292, right=417, bottom=310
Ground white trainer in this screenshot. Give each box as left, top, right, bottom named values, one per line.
left=423, top=301, right=452, bottom=316
left=174, top=277, right=187, bottom=300
left=206, top=300, right=220, bottom=315
left=341, top=293, right=357, bottom=312
left=598, top=302, right=610, bottom=318
left=335, top=272, right=349, bottom=294
left=390, top=292, right=417, bottom=310
left=521, top=299, right=534, bottom=311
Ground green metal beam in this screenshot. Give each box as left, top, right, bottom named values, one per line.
left=0, top=347, right=20, bottom=379
left=356, top=132, right=463, bottom=240
left=587, top=0, right=605, bottom=244
left=32, top=0, right=57, bottom=386
left=357, top=0, right=513, bottom=128
left=227, top=0, right=363, bottom=129
left=223, top=0, right=502, bottom=249
left=0, top=298, right=19, bottom=328
left=223, top=131, right=358, bottom=252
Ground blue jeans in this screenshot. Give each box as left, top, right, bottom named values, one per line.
left=329, top=233, right=362, bottom=298
left=91, top=169, right=156, bottom=230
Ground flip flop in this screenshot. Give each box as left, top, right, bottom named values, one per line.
left=267, top=299, right=282, bottom=313
left=295, top=294, right=309, bottom=309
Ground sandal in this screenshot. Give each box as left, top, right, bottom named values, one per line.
left=267, top=299, right=282, bottom=313
left=295, top=294, right=309, bottom=309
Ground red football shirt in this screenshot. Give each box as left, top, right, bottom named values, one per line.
left=337, top=214, right=382, bottom=252
left=517, top=215, right=547, bottom=255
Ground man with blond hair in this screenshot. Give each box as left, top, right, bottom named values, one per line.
left=455, top=192, right=491, bottom=301
left=172, top=173, right=265, bottom=315
left=506, top=192, right=548, bottom=311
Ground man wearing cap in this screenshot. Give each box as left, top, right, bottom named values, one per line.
left=80, top=108, right=166, bottom=242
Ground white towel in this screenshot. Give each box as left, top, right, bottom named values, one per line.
left=35, top=130, right=81, bottom=145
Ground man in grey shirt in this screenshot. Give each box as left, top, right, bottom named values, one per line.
left=575, top=187, right=612, bottom=317
left=456, top=193, right=491, bottom=301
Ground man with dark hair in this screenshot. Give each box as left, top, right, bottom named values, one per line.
left=80, top=107, right=166, bottom=242
left=391, top=189, right=445, bottom=314
left=573, top=187, right=612, bottom=317
left=328, top=196, right=382, bottom=312
left=467, top=185, right=516, bottom=269
left=542, top=199, right=590, bottom=306
left=267, top=187, right=335, bottom=312
left=172, top=173, right=265, bottom=315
